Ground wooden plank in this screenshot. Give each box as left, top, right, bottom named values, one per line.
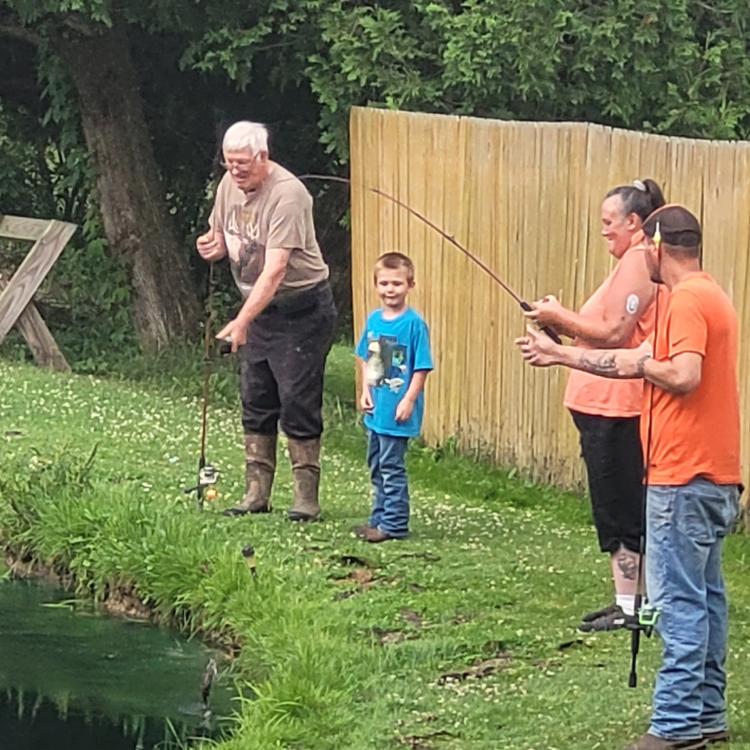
left=0, top=219, right=77, bottom=344
left=0, top=215, right=51, bottom=241
left=0, top=277, right=70, bottom=372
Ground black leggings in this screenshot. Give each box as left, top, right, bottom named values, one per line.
left=239, top=283, right=336, bottom=439
left=570, top=410, right=644, bottom=554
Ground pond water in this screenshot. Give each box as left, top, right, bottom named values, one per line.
left=0, top=575, right=235, bottom=750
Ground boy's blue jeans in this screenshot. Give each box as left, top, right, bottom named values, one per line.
left=367, top=431, right=410, bottom=538
left=646, top=478, right=740, bottom=740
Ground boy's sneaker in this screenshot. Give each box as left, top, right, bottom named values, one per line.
left=581, top=602, right=619, bottom=623
left=703, top=730, right=730, bottom=744
left=579, top=604, right=636, bottom=632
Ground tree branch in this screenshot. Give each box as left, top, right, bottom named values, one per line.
left=0, top=22, right=43, bottom=47
left=62, top=14, right=103, bottom=37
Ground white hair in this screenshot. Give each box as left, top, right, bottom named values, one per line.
left=222, top=121, right=269, bottom=155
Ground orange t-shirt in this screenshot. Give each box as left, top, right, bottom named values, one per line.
left=643, top=272, right=741, bottom=486
left=564, top=234, right=659, bottom=418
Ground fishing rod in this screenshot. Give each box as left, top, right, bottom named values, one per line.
left=627, top=221, right=662, bottom=688
left=298, top=174, right=562, bottom=344
left=185, top=261, right=222, bottom=510
left=194, top=167, right=562, bottom=501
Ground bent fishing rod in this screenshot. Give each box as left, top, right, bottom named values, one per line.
left=298, top=173, right=562, bottom=344
left=188, top=170, right=561, bottom=505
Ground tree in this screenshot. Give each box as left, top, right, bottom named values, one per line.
left=296, top=0, right=750, bottom=160
left=0, top=2, right=201, bottom=351
left=3, top=0, right=749, bottom=357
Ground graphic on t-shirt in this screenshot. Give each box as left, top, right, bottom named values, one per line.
left=365, top=334, right=407, bottom=392
left=225, top=203, right=265, bottom=286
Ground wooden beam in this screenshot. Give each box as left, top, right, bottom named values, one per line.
left=0, top=219, right=77, bottom=344
left=0, top=277, right=71, bottom=372
left=0, top=214, right=51, bottom=241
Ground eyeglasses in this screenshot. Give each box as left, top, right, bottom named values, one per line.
left=220, top=153, right=261, bottom=172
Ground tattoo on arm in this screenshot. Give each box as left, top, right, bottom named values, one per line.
left=617, top=551, right=639, bottom=581
left=636, top=353, right=652, bottom=378
left=578, top=351, right=618, bottom=375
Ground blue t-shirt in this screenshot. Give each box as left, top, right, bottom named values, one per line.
left=356, top=307, right=434, bottom=437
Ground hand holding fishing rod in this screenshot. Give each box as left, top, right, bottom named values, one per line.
left=196, top=225, right=227, bottom=263
left=516, top=326, right=652, bottom=376
left=522, top=295, right=571, bottom=337
left=216, top=320, right=248, bottom=352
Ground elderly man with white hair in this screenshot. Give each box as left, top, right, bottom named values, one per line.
left=196, top=120, right=336, bottom=521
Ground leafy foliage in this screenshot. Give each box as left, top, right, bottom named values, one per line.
left=2, top=0, right=750, bottom=362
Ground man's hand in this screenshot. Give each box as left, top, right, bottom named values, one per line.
left=524, top=295, right=566, bottom=328
left=196, top=228, right=227, bottom=262
left=395, top=395, right=416, bottom=423
left=216, top=317, right=248, bottom=352
left=612, top=340, right=653, bottom=378
left=515, top=326, right=561, bottom=367
left=359, top=389, right=374, bottom=414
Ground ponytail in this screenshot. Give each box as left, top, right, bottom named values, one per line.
left=606, top=179, right=666, bottom=222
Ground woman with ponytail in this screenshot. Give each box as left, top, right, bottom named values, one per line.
left=525, top=178, right=666, bottom=633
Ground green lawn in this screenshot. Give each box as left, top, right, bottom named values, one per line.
left=1, top=345, right=749, bottom=750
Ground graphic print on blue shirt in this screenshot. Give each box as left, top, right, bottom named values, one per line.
left=356, top=308, right=433, bottom=438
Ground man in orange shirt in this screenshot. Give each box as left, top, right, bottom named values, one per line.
left=527, top=179, right=665, bottom=632
left=517, top=205, right=742, bottom=750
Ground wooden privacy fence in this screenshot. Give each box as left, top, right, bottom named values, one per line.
left=349, top=106, right=750, bottom=490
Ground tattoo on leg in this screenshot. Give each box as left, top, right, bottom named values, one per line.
left=617, top=551, right=639, bottom=581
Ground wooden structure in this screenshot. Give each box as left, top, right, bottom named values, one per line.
left=349, top=106, right=750, bottom=491
left=0, top=215, right=77, bottom=372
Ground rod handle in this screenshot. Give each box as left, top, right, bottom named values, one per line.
left=519, top=301, right=563, bottom=345
left=628, top=628, right=641, bottom=688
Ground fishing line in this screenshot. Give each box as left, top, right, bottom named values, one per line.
left=298, top=174, right=562, bottom=343
left=628, top=220, right=662, bottom=688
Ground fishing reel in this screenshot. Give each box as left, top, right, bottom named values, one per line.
left=627, top=604, right=660, bottom=637
left=199, top=464, right=220, bottom=502
left=185, top=463, right=221, bottom=505
left=627, top=603, right=660, bottom=688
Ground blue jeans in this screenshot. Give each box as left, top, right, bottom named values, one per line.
left=646, top=478, right=740, bottom=740
left=367, top=431, right=410, bottom=538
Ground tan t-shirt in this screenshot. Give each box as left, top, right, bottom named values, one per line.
left=210, top=163, right=329, bottom=299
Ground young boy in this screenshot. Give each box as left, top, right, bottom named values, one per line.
left=354, top=252, right=434, bottom=543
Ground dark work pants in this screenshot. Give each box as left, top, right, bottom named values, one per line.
left=239, top=282, right=336, bottom=439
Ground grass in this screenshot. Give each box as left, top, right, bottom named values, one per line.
left=1, top=344, right=749, bottom=750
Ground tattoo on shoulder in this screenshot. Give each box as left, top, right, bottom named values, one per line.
left=579, top=351, right=617, bottom=375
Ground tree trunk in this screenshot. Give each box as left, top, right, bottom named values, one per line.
left=51, top=23, right=200, bottom=351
